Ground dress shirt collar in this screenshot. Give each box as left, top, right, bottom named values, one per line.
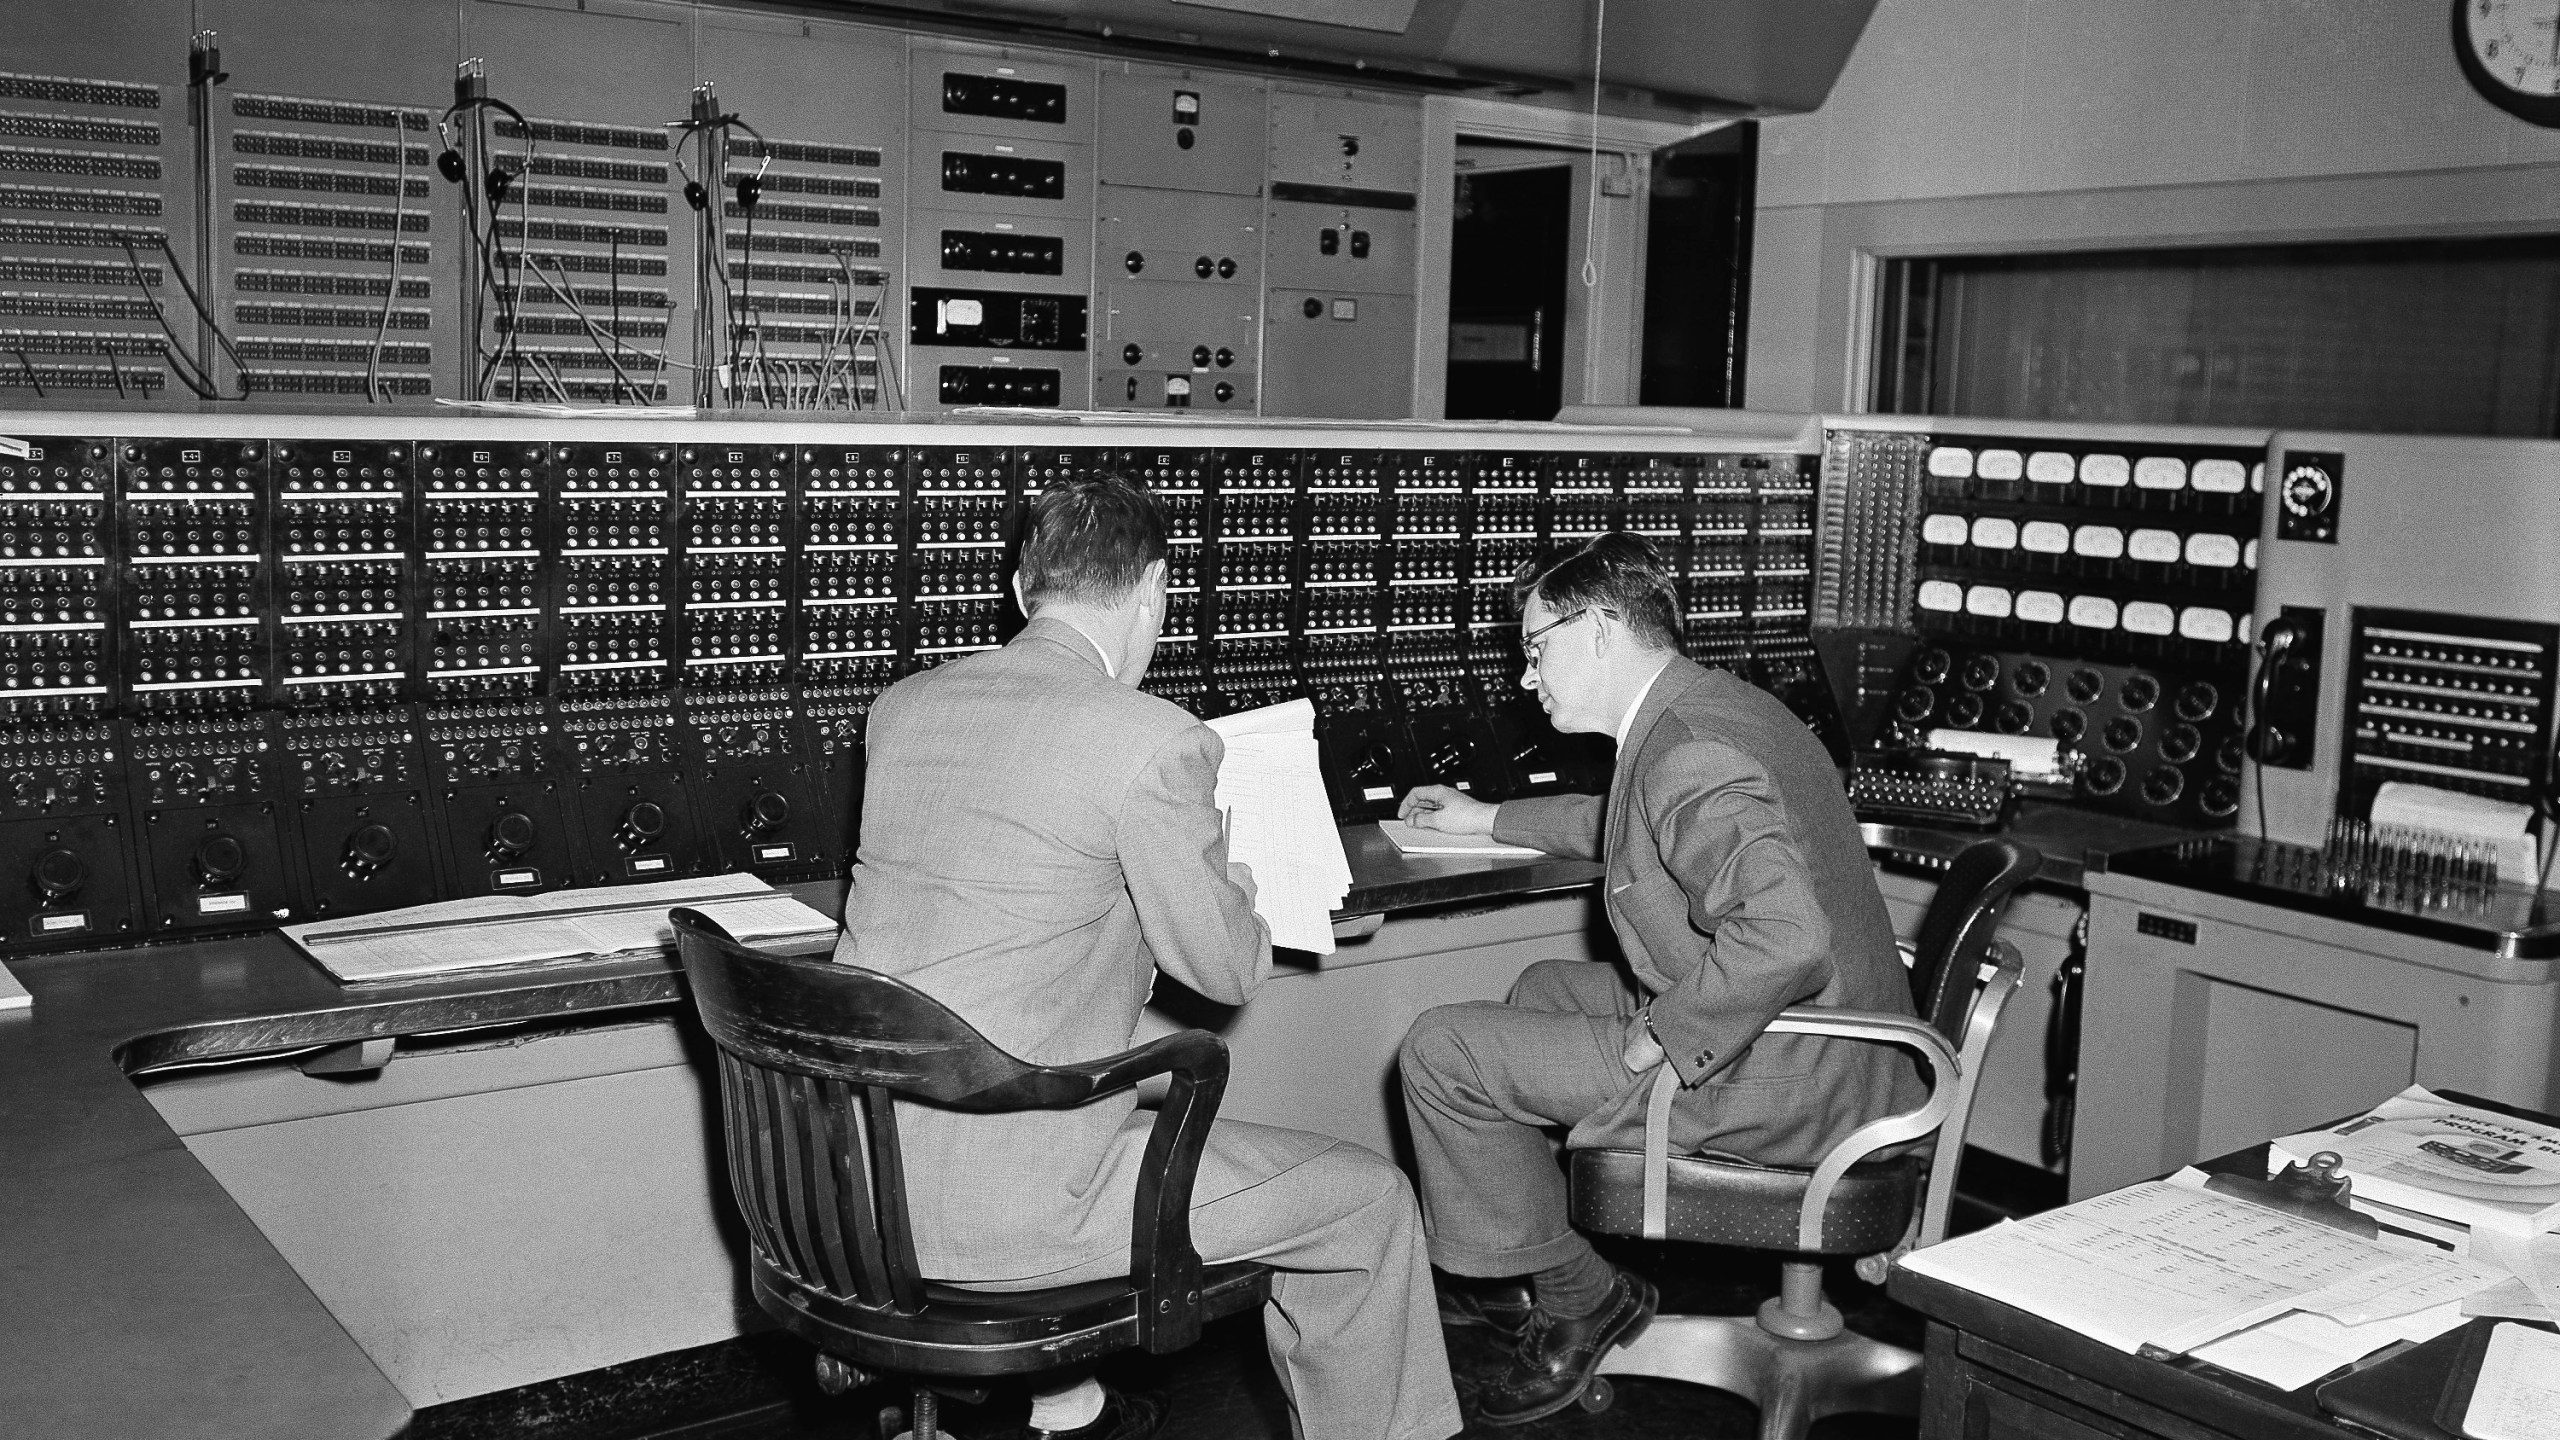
left=1059, top=618, right=1115, bottom=678
left=1615, top=659, right=1670, bottom=749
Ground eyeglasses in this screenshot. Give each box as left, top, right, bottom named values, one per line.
left=1520, top=608, right=1593, bottom=668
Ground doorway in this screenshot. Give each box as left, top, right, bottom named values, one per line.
left=1444, top=163, right=1570, bottom=421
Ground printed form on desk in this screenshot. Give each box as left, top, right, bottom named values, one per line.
left=1896, top=1174, right=2505, bottom=1387
left=285, top=874, right=837, bottom=983
left=1205, top=699, right=1351, bottom=955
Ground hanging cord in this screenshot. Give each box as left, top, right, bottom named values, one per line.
left=1580, top=0, right=1607, bottom=290
left=365, top=108, right=412, bottom=403
left=9, top=349, right=43, bottom=399
left=525, top=253, right=648, bottom=400
left=117, top=233, right=245, bottom=399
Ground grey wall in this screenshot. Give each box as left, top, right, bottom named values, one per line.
left=1747, top=0, right=2560, bottom=413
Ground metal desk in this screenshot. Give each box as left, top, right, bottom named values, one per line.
left=0, top=833, right=1596, bottom=1438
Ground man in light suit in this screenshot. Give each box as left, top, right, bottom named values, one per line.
left=1395, top=532, right=1922, bottom=1427
left=836, top=475, right=1460, bottom=1440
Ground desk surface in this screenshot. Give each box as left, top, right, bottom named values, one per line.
left=1889, top=1108, right=2560, bottom=1440
left=0, top=831, right=1589, bottom=1439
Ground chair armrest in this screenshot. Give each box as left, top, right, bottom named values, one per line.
left=1769, top=939, right=2028, bottom=1253
left=1052, top=1029, right=1232, bottom=1354
left=1760, top=1007, right=1960, bottom=1251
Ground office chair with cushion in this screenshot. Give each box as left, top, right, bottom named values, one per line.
left=672, top=908, right=1272, bottom=1440
left=1569, top=837, right=2040, bottom=1440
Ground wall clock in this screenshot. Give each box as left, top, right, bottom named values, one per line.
left=2455, top=0, right=2560, bottom=126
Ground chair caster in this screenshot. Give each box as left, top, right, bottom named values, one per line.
left=1578, top=1376, right=1615, bottom=1413
left=815, top=1353, right=869, bottom=1396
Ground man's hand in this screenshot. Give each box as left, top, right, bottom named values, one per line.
left=1398, top=785, right=1497, bottom=835
left=1226, top=861, right=1259, bottom=909
left=1621, top=1013, right=1665, bottom=1074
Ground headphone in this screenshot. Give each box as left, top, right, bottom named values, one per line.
left=436, top=94, right=533, bottom=205
left=671, top=113, right=770, bottom=213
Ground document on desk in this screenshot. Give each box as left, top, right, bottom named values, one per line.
left=1896, top=1178, right=2506, bottom=1360
left=1375, top=821, right=1542, bottom=858
left=1205, top=699, right=1351, bottom=955
left=284, top=874, right=837, bottom=983
left=2460, top=1322, right=2560, bottom=1440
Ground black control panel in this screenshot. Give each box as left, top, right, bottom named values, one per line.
left=1820, top=428, right=2264, bottom=830
left=0, top=426, right=1828, bottom=955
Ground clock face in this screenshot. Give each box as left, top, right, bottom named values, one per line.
left=2457, top=0, right=2560, bottom=123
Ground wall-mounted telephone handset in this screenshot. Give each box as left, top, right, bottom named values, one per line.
left=2247, top=609, right=2324, bottom=770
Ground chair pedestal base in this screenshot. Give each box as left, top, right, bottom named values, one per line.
left=1595, top=1313, right=1922, bottom=1440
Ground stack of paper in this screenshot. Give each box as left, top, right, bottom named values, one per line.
left=2272, top=1087, right=2560, bottom=1238
left=284, top=873, right=837, bottom=983
left=1205, top=699, right=1352, bottom=954
left=1896, top=1175, right=2504, bottom=1387
left=2273, top=1085, right=2560, bottom=1320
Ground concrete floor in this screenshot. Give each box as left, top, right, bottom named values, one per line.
left=409, top=1240, right=1925, bottom=1440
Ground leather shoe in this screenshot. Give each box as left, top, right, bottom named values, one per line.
left=1436, top=1275, right=1536, bottom=1340
left=1023, top=1384, right=1166, bottom=1440
left=1469, top=1270, right=1657, bottom=1427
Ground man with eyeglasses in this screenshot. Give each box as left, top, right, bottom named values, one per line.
left=1392, top=532, right=1922, bottom=1426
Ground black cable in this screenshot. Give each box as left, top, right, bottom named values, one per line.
left=366, top=112, right=411, bottom=403
left=116, top=235, right=227, bottom=399
left=149, top=235, right=248, bottom=392
left=9, top=349, right=42, bottom=399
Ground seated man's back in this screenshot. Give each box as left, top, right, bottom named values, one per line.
left=829, top=475, right=1458, bottom=1440
left=839, top=619, right=1274, bottom=1282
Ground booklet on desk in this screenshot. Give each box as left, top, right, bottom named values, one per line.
left=1895, top=1174, right=2504, bottom=1386
left=0, top=958, right=28, bottom=1012
left=283, top=874, right=837, bottom=984
left=2271, top=1087, right=2560, bottom=1243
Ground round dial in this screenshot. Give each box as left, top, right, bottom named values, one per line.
left=2281, top=461, right=2337, bottom=519
left=2455, top=0, right=2560, bottom=127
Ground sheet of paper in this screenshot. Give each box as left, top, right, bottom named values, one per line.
left=294, top=915, right=600, bottom=982
left=2190, top=1301, right=2467, bottom=1391
left=1897, top=1181, right=2482, bottom=1355
left=1375, top=820, right=1542, bottom=857
left=1206, top=702, right=1350, bottom=954
left=2297, top=1250, right=2510, bottom=1326
left=283, top=874, right=833, bottom=982
left=0, top=958, right=30, bottom=1013
left=2463, top=1322, right=2560, bottom=1440
left=2461, top=1276, right=2552, bottom=1322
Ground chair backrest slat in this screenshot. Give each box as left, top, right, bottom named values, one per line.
left=678, top=908, right=1115, bottom=1317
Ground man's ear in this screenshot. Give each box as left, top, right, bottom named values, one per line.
left=1138, top=558, right=1168, bottom=605
left=1010, top=571, right=1029, bottom=615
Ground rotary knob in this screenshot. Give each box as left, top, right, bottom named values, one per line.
left=342, top=824, right=397, bottom=879
left=615, top=801, right=667, bottom=854
left=742, top=791, right=790, bottom=836
left=32, top=847, right=83, bottom=901
left=193, top=834, right=245, bottom=887
left=488, top=810, right=537, bottom=859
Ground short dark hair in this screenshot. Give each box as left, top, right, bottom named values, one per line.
left=1512, top=531, right=1682, bottom=650
left=1017, top=474, right=1169, bottom=606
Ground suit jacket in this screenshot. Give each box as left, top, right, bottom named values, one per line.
left=1494, top=657, right=1924, bottom=1165
left=833, top=617, right=1324, bottom=1282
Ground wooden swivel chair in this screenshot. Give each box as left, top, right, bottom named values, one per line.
left=672, top=908, right=1272, bottom=1440
left=1569, top=838, right=2040, bottom=1439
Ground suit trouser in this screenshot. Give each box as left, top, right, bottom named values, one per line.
left=1000, top=1122, right=1461, bottom=1440
left=1399, top=958, right=1641, bottom=1277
